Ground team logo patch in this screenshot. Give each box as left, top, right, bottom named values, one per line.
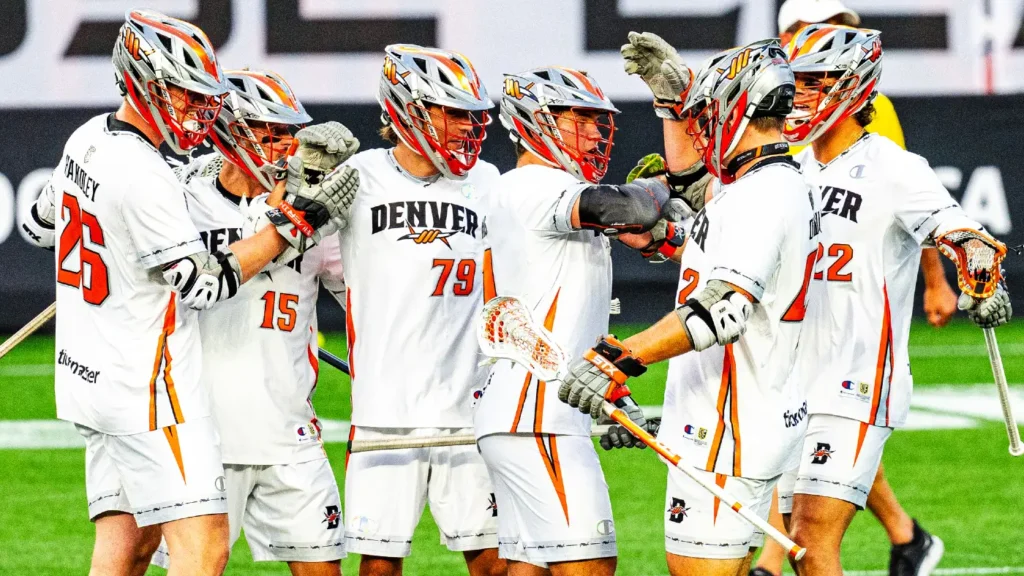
left=859, top=382, right=870, bottom=395
left=397, top=226, right=458, bottom=247
left=697, top=427, right=708, bottom=440
left=322, top=505, right=341, bottom=529
left=667, top=497, right=689, bottom=523
left=840, top=380, right=871, bottom=402
left=487, top=493, right=498, bottom=517
left=810, top=442, right=834, bottom=465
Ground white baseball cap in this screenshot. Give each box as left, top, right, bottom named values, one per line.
left=778, top=0, right=861, bottom=34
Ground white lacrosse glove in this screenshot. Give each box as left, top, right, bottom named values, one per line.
left=621, top=31, right=693, bottom=120
left=677, top=280, right=753, bottom=351
left=958, top=281, right=1012, bottom=329
left=295, top=121, right=360, bottom=181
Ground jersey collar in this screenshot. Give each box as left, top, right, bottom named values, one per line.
left=386, top=148, right=442, bottom=187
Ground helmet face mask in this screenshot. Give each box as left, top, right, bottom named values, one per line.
left=398, top=101, right=490, bottom=178
left=534, top=107, right=615, bottom=184
left=146, top=81, right=223, bottom=150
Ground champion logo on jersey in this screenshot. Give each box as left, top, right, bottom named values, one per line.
left=841, top=380, right=856, bottom=390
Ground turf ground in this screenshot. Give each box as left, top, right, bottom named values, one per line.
left=1, top=320, right=1022, bottom=575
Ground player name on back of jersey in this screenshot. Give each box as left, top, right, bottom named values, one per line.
left=63, top=153, right=101, bottom=201
left=371, top=200, right=481, bottom=239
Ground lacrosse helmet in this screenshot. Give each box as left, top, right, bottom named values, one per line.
left=683, top=40, right=794, bottom=182
left=783, top=24, right=882, bottom=146
left=500, top=67, right=619, bottom=184
left=209, top=70, right=312, bottom=191
left=112, top=10, right=228, bottom=154
left=378, top=44, right=493, bottom=180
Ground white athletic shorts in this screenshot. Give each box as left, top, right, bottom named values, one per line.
left=344, top=427, right=498, bottom=558
left=783, top=414, right=892, bottom=509
left=78, top=417, right=227, bottom=527
left=665, top=467, right=777, bottom=560
left=776, top=468, right=797, bottom=515
left=477, top=433, right=617, bottom=567
left=152, top=457, right=345, bottom=567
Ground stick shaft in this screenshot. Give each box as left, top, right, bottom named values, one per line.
left=0, top=302, right=57, bottom=360
left=317, top=349, right=350, bottom=375
left=983, top=328, right=1023, bottom=456
left=601, top=403, right=806, bottom=561
left=349, top=429, right=609, bottom=453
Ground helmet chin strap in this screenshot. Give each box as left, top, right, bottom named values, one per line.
left=724, top=141, right=790, bottom=181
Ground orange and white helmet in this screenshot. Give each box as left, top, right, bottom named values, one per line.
left=784, top=24, right=882, bottom=145
left=209, top=70, right=311, bottom=191
left=499, top=67, right=619, bottom=184
left=112, top=10, right=228, bottom=154
left=378, top=44, right=493, bottom=180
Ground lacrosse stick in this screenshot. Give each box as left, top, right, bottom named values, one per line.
left=476, top=296, right=807, bottom=561
left=318, top=349, right=350, bottom=375
left=349, top=427, right=610, bottom=453
left=936, top=229, right=1022, bottom=456
left=0, top=302, right=56, bottom=361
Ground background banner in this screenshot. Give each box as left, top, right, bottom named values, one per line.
left=1, top=96, right=1020, bottom=329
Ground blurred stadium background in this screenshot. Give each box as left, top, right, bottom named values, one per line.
left=1, top=1, right=1022, bottom=574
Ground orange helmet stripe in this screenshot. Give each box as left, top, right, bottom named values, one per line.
left=794, top=27, right=835, bottom=59
left=400, top=46, right=481, bottom=99
left=233, top=71, right=299, bottom=111
left=131, top=11, right=221, bottom=80
left=559, top=67, right=601, bottom=97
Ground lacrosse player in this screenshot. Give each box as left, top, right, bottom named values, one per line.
left=335, top=44, right=504, bottom=576
left=771, top=25, right=1011, bottom=576
left=560, top=40, right=824, bottom=576
left=474, top=64, right=683, bottom=575
left=18, top=11, right=356, bottom=576
left=148, top=70, right=355, bottom=575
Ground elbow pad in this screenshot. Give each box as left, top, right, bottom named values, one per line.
left=162, top=250, right=243, bottom=310
left=577, top=178, right=670, bottom=234
left=675, top=279, right=753, bottom=351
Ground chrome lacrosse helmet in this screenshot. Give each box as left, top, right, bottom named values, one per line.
left=683, top=40, right=794, bottom=182
left=112, top=10, right=228, bottom=154
left=783, top=24, right=882, bottom=145
left=500, top=67, right=619, bottom=184
left=378, top=44, right=493, bottom=180
left=209, top=70, right=312, bottom=191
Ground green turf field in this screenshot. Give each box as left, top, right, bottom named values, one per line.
left=1, top=320, right=1022, bottom=575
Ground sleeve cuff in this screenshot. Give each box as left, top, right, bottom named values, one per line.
left=139, top=237, right=205, bottom=269
left=708, top=267, right=766, bottom=302
left=552, top=184, right=586, bottom=234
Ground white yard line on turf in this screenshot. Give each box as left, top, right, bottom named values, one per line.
left=845, top=568, right=1024, bottom=575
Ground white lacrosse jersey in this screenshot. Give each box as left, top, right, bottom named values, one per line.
left=53, top=114, right=207, bottom=436
left=794, top=134, right=979, bottom=428
left=474, top=164, right=613, bottom=438
left=178, top=153, right=346, bottom=464
left=661, top=157, right=823, bottom=480
left=338, top=148, right=499, bottom=428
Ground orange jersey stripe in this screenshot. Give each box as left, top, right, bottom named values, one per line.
left=712, top=473, right=727, bottom=524
left=482, top=249, right=497, bottom=303
left=705, top=348, right=733, bottom=472
left=148, top=294, right=178, bottom=431
left=725, top=345, right=741, bottom=477
left=510, top=371, right=533, bottom=433
left=535, top=434, right=569, bottom=524
left=870, top=285, right=893, bottom=425
left=345, top=289, right=356, bottom=380
left=163, top=425, right=186, bottom=482
left=345, top=425, right=356, bottom=471
left=853, top=421, right=870, bottom=465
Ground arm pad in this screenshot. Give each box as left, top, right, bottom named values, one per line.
left=675, top=279, right=753, bottom=351
left=20, top=182, right=56, bottom=250
left=577, top=178, right=669, bottom=234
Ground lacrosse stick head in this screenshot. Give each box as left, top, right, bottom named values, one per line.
left=478, top=296, right=569, bottom=381
left=935, top=228, right=1007, bottom=299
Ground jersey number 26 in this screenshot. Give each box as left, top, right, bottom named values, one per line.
left=57, top=193, right=109, bottom=305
